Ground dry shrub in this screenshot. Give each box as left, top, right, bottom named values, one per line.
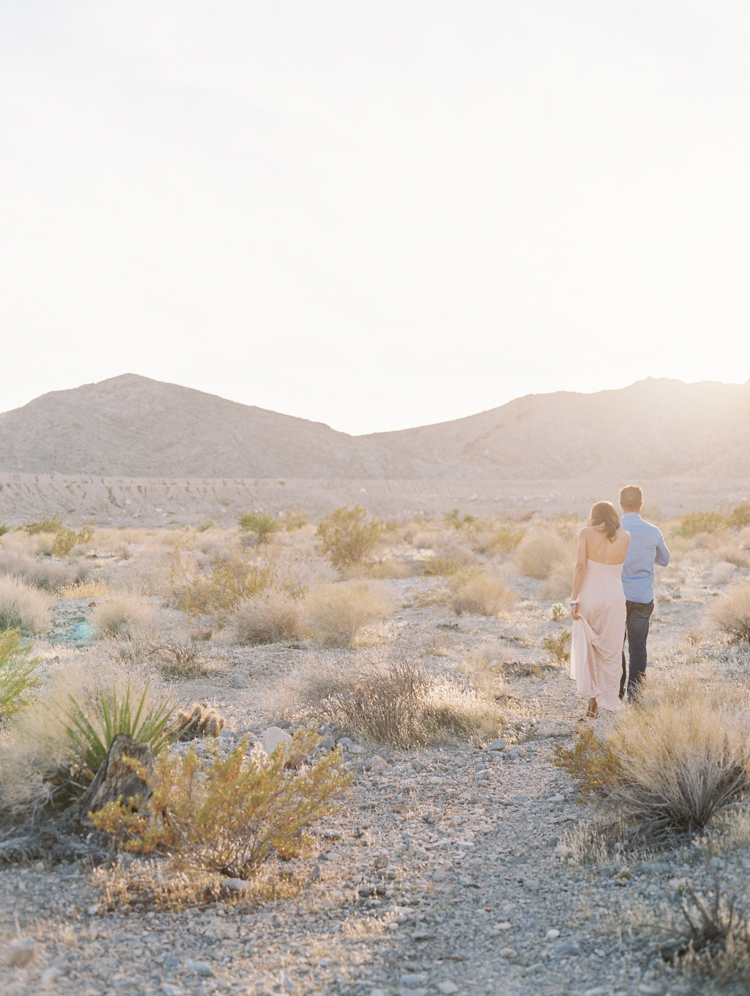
left=0, top=575, right=52, bottom=632
left=229, top=590, right=304, bottom=645
left=711, top=561, right=737, bottom=585
left=90, top=596, right=155, bottom=639
left=515, top=526, right=572, bottom=579
left=350, top=559, right=417, bottom=580
left=448, top=571, right=517, bottom=616
left=556, top=679, right=750, bottom=845
left=0, top=550, right=83, bottom=592
left=710, top=581, right=750, bottom=643
left=662, top=880, right=750, bottom=986
left=304, top=581, right=395, bottom=647
left=273, top=650, right=505, bottom=747
left=470, top=521, right=526, bottom=556
left=151, top=639, right=213, bottom=678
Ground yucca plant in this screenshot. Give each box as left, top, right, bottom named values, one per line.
left=238, top=511, right=280, bottom=544
left=0, top=628, right=40, bottom=722
left=60, top=683, right=177, bottom=783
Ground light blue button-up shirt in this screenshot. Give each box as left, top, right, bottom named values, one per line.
left=621, top=512, right=670, bottom=603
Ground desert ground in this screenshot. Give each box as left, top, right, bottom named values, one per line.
left=1, top=495, right=750, bottom=996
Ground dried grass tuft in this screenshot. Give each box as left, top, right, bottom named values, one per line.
left=304, top=581, right=395, bottom=647
left=0, top=575, right=52, bottom=632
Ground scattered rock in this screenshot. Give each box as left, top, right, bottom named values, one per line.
left=261, top=726, right=293, bottom=755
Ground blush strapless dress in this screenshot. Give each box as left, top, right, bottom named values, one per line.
left=570, top=559, right=626, bottom=713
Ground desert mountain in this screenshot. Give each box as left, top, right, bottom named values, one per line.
left=0, top=374, right=748, bottom=480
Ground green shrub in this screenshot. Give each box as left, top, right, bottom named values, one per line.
left=238, top=511, right=280, bottom=544
left=24, top=516, right=63, bottom=535
left=0, top=629, right=40, bottom=723
left=727, top=500, right=750, bottom=530
left=552, top=726, right=620, bottom=795
left=0, top=523, right=10, bottom=537
left=90, top=728, right=351, bottom=878
left=316, top=506, right=382, bottom=567
left=60, top=683, right=177, bottom=784
left=543, top=628, right=571, bottom=664
left=444, top=508, right=475, bottom=529
left=674, top=510, right=727, bottom=538
left=169, top=549, right=275, bottom=621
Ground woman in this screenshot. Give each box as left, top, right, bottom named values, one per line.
left=569, top=501, right=630, bottom=719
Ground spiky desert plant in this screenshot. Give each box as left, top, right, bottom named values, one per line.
left=0, top=629, right=40, bottom=723
left=238, top=511, right=280, bottom=544
left=60, top=682, right=176, bottom=784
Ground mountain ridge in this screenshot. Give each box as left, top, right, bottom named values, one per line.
left=1, top=373, right=748, bottom=481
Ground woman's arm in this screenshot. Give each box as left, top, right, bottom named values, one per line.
left=570, top=528, right=587, bottom=619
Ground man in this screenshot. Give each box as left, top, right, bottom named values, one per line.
left=618, top=485, right=670, bottom=701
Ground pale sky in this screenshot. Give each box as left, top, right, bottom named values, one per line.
left=2, top=1, right=749, bottom=434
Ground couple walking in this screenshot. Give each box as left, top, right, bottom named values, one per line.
left=570, top=485, right=670, bottom=719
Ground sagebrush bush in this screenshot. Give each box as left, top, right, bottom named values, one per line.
left=229, top=590, right=305, bottom=644
left=304, top=581, right=395, bottom=646
left=150, top=639, right=213, bottom=677
left=710, top=581, right=750, bottom=643
left=0, top=575, right=52, bottom=632
left=555, top=679, right=750, bottom=844
left=90, top=596, right=155, bottom=639
left=90, top=728, right=351, bottom=879
left=448, top=571, right=517, bottom=616
left=316, top=505, right=383, bottom=567
left=0, top=629, right=40, bottom=723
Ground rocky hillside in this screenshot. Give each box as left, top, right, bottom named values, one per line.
left=1, top=374, right=748, bottom=480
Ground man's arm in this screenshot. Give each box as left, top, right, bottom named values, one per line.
left=655, top=531, right=670, bottom=567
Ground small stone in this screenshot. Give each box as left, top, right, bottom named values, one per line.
left=487, top=738, right=507, bottom=751
left=323, top=828, right=342, bottom=839
left=367, top=755, right=388, bottom=772
left=411, top=759, right=425, bottom=772
left=221, top=877, right=253, bottom=892
left=349, top=744, right=365, bottom=754
left=437, top=983, right=459, bottom=995
left=161, top=985, right=184, bottom=996
left=524, top=877, right=540, bottom=891
left=546, top=928, right=560, bottom=940
left=495, top=921, right=512, bottom=931
left=261, top=726, right=293, bottom=755
left=411, top=929, right=435, bottom=941
left=400, top=972, right=429, bottom=987
left=185, top=961, right=214, bottom=977
left=499, top=947, right=517, bottom=958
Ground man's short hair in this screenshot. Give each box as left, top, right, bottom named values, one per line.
left=619, top=485, right=643, bottom=511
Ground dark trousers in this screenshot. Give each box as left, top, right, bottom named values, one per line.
left=620, top=600, right=654, bottom=701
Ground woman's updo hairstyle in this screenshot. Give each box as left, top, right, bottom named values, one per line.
left=588, top=501, right=620, bottom=542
